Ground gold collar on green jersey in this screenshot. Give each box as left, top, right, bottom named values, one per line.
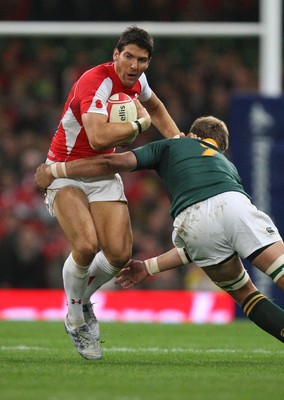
left=203, top=138, right=218, bottom=148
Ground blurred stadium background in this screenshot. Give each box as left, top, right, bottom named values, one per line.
left=0, top=0, right=283, bottom=320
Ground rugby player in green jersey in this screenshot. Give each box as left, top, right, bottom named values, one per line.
left=35, top=115, right=284, bottom=344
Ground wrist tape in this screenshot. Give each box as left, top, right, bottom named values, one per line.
left=130, top=117, right=148, bottom=134
left=144, top=257, right=160, bottom=276
left=50, top=162, right=67, bottom=178
left=145, top=247, right=190, bottom=276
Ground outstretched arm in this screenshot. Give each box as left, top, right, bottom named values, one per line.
left=34, top=151, right=137, bottom=190
left=115, top=247, right=191, bottom=289
left=142, top=92, right=181, bottom=138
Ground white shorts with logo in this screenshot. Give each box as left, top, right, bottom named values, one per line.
left=172, top=191, right=282, bottom=267
left=45, top=174, right=127, bottom=217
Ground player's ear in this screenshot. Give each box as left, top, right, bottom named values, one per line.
left=113, top=48, right=119, bottom=61
left=144, top=57, right=151, bottom=70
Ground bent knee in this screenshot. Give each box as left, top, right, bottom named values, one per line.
left=105, top=247, right=132, bottom=268
left=72, top=237, right=98, bottom=260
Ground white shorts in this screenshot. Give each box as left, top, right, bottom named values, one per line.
left=172, top=191, right=282, bottom=267
left=45, top=174, right=127, bottom=217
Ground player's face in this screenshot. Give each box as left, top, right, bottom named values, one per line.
left=113, top=44, right=151, bottom=87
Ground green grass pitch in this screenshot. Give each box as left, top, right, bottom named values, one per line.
left=1, top=320, right=283, bottom=400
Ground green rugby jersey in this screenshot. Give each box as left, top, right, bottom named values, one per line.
left=132, top=137, right=250, bottom=219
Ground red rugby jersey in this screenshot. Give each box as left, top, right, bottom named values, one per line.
left=48, top=62, right=152, bottom=162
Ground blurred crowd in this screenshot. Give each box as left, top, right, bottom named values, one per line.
left=0, top=0, right=259, bottom=22
left=0, top=0, right=263, bottom=290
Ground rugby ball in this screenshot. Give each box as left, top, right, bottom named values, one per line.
left=107, top=93, right=137, bottom=123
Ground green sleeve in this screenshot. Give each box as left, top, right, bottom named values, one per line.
left=131, top=140, right=168, bottom=170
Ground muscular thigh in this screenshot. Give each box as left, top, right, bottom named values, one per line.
left=54, top=187, right=98, bottom=254
left=250, top=241, right=284, bottom=271
left=202, top=254, right=245, bottom=282
left=90, top=201, right=133, bottom=265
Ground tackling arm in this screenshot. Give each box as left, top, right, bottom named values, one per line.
left=34, top=152, right=138, bottom=190
left=115, top=247, right=190, bottom=289
left=66, top=151, right=137, bottom=177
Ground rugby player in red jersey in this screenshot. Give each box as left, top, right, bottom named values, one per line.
left=42, top=26, right=182, bottom=360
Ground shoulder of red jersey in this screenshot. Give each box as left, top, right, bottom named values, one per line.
left=87, top=62, right=115, bottom=80
left=71, top=62, right=114, bottom=101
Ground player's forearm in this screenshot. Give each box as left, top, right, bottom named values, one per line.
left=150, top=103, right=180, bottom=139
left=49, top=152, right=136, bottom=179
left=115, top=247, right=191, bottom=290
left=88, top=122, right=139, bottom=149
left=42, top=157, right=115, bottom=181
left=51, top=156, right=118, bottom=178
left=145, top=247, right=190, bottom=275
left=85, top=117, right=151, bottom=150
left=34, top=153, right=134, bottom=190
left=66, top=157, right=115, bottom=177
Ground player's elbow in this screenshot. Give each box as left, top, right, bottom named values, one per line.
left=89, top=136, right=112, bottom=151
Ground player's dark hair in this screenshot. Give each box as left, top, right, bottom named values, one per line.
left=116, top=25, right=154, bottom=58
left=189, top=116, right=229, bottom=152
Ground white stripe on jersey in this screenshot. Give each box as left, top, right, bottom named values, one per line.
left=61, top=107, right=82, bottom=155
left=138, top=73, right=152, bottom=102
left=89, top=77, right=113, bottom=114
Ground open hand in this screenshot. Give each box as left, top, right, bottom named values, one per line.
left=187, top=132, right=201, bottom=139
left=115, top=259, right=149, bottom=289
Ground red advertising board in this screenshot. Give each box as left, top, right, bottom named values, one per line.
left=0, top=289, right=235, bottom=323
